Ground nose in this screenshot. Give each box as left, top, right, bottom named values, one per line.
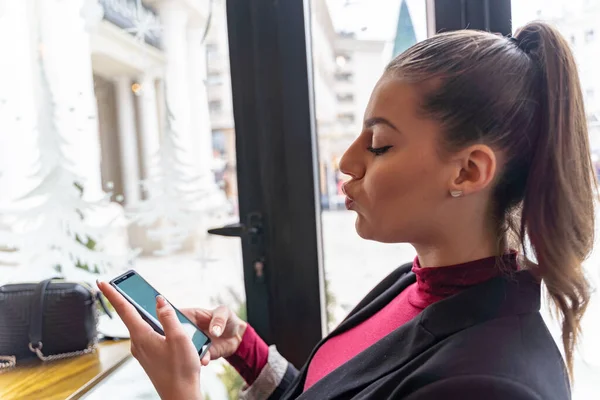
left=338, top=138, right=365, bottom=180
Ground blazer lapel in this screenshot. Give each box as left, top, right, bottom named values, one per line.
left=296, top=316, right=434, bottom=400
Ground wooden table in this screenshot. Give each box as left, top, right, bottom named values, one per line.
left=0, top=340, right=131, bottom=400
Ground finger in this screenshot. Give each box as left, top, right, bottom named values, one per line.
left=181, top=308, right=213, bottom=330
left=97, top=281, right=151, bottom=335
left=156, top=295, right=185, bottom=338
left=201, top=350, right=211, bottom=366
left=209, top=306, right=230, bottom=338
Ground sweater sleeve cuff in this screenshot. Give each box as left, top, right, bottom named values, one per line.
left=239, top=345, right=292, bottom=400
left=225, top=324, right=269, bottom=385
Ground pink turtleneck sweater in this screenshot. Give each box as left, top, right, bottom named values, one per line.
left=226, top=253, right=519, bottom=392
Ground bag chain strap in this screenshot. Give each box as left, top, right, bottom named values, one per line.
left=0, top=356, right=17, bottom=370
left=29, top=340, right=98, bottom=362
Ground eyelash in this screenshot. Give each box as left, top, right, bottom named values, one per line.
left=367, top=145, right=393, bottom=156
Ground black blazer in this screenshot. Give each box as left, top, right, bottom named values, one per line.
left=275, top=263, right=570, bottom=399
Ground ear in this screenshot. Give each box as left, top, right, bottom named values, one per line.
left=448, top=144, right=497, bottom=196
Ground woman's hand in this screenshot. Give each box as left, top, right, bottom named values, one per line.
left=97, top=281, right=203, bottom=400
left=181, top=306, right=247, bottom=362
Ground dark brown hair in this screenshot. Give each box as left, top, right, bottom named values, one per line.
left=386, top=22, right=595, bottom=379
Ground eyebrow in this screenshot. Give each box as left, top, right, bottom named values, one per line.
left=364, top=117, right=400, bottom=132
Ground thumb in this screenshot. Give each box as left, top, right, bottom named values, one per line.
left=156, top=295, right=184, bottom=337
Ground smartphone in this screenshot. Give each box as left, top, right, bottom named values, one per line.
left=109, top=270, right=211, bottom=358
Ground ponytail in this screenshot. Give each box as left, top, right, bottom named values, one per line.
left=516, top=22, right=594, bottom=379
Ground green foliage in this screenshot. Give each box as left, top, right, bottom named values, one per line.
left=217, top=362, right=246, bottom=400
left=75, top=234, right=99, bottom=273
left=324, top=277, right=337, bottom=331
left=213, top=298, right=247, bottom=398
left=237, top=301, right=247, bottom=322
left=73, top=181, right=100, bottom=273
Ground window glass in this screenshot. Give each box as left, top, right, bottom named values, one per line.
left=0, top=0, right=244, bottom=398
left=585, top=29, right=595, bottom=42
left=312, top=0, right=426, bottom=330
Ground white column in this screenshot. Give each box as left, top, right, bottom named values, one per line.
left=187, top=22, right=215, bottom=181
left=38, top=0, right=104, bottom=201
left=0, top=0, right=38, bottom=203
left=137, top=75, right=161, bottom=181
left=155, top=1, right=195, bottom=172
left=155, top=77, right=167, bottom=140
left=114, top=76, right=141, bottom=207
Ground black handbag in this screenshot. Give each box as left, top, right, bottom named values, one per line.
left=0, top=278, right=112, bottom=370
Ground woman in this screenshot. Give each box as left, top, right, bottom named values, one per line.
left=98, top=21, right=595, bottom=399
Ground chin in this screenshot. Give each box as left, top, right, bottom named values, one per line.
left=354, top=215, right=409, bottom=244
left=354, top=215, right=375, bottom=240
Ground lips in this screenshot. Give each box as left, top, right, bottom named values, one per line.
left=342, top=183, right=356, bottom=210
left=345, top=196, right=355, bottom=210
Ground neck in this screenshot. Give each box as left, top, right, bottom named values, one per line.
left=414, top=208, right=502, bottom=268
left=415, top=242, right=501, bottom=268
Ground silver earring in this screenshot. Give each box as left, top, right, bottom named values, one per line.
left=450, top=190, right=463, bottom=198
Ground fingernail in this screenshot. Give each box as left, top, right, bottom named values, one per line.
left=211, top=326, right=222, bottom=337
left=156, top=295, right=167, bottom=307
left=96, top=279, right=102, bottom=287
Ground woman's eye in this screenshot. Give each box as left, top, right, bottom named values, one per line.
left=367, top=145, right=393, bottom=156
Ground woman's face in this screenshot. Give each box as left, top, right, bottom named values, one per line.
left=339, top=75, right=457, bottom=244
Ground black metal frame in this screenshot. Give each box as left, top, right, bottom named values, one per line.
left=226, top=0, right=325, bottom=367
left=224, top=0, right=513, bottom=367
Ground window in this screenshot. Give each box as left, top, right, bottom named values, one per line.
left=335, top=72, right=354, bottom=82
left=570, top=34, right=576, bottom=45
left=209, top=100, right=222, bottom=112
left=5, top=0, right=599, bottom=397
left=206, top=43, right=219, bottom=62
left=336, top=93, right=354, bottom=102
left=0, top=0, right=244, bottom=398
left=338, top=31, right=356, bottom=38
left=206, top=43, right=218, bottom=54
left=585, top=29, right=595, bottom=43
left=212, top=129, right=226, bottom=154
left=315, top=0, right=427, bottom=333
left=206, top=72, right=223, bottom=85
left=586, top=88, right=595, bottom=99
left=337, top=112, right=355, bottom=124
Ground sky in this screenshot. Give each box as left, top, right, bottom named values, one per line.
left=325, top=0, right=571, bottom=41
left=326, top=0, right=428, bottom=41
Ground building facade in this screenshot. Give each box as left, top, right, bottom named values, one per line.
left=0, top=0, right=220, bottom=253
left=203, top=0, right=238, bottom=209
left=0, top=0, right=423, bottom=228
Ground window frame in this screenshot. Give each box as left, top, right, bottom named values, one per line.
left=225, top=0, right=512, bottom=366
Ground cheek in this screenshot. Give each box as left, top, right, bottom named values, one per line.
left=359, top=151, right=447, bottom=238
left=366, top=153, right=442, bottom=207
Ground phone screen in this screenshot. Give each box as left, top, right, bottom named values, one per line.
left=112, top=271, right=210, bottom=355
